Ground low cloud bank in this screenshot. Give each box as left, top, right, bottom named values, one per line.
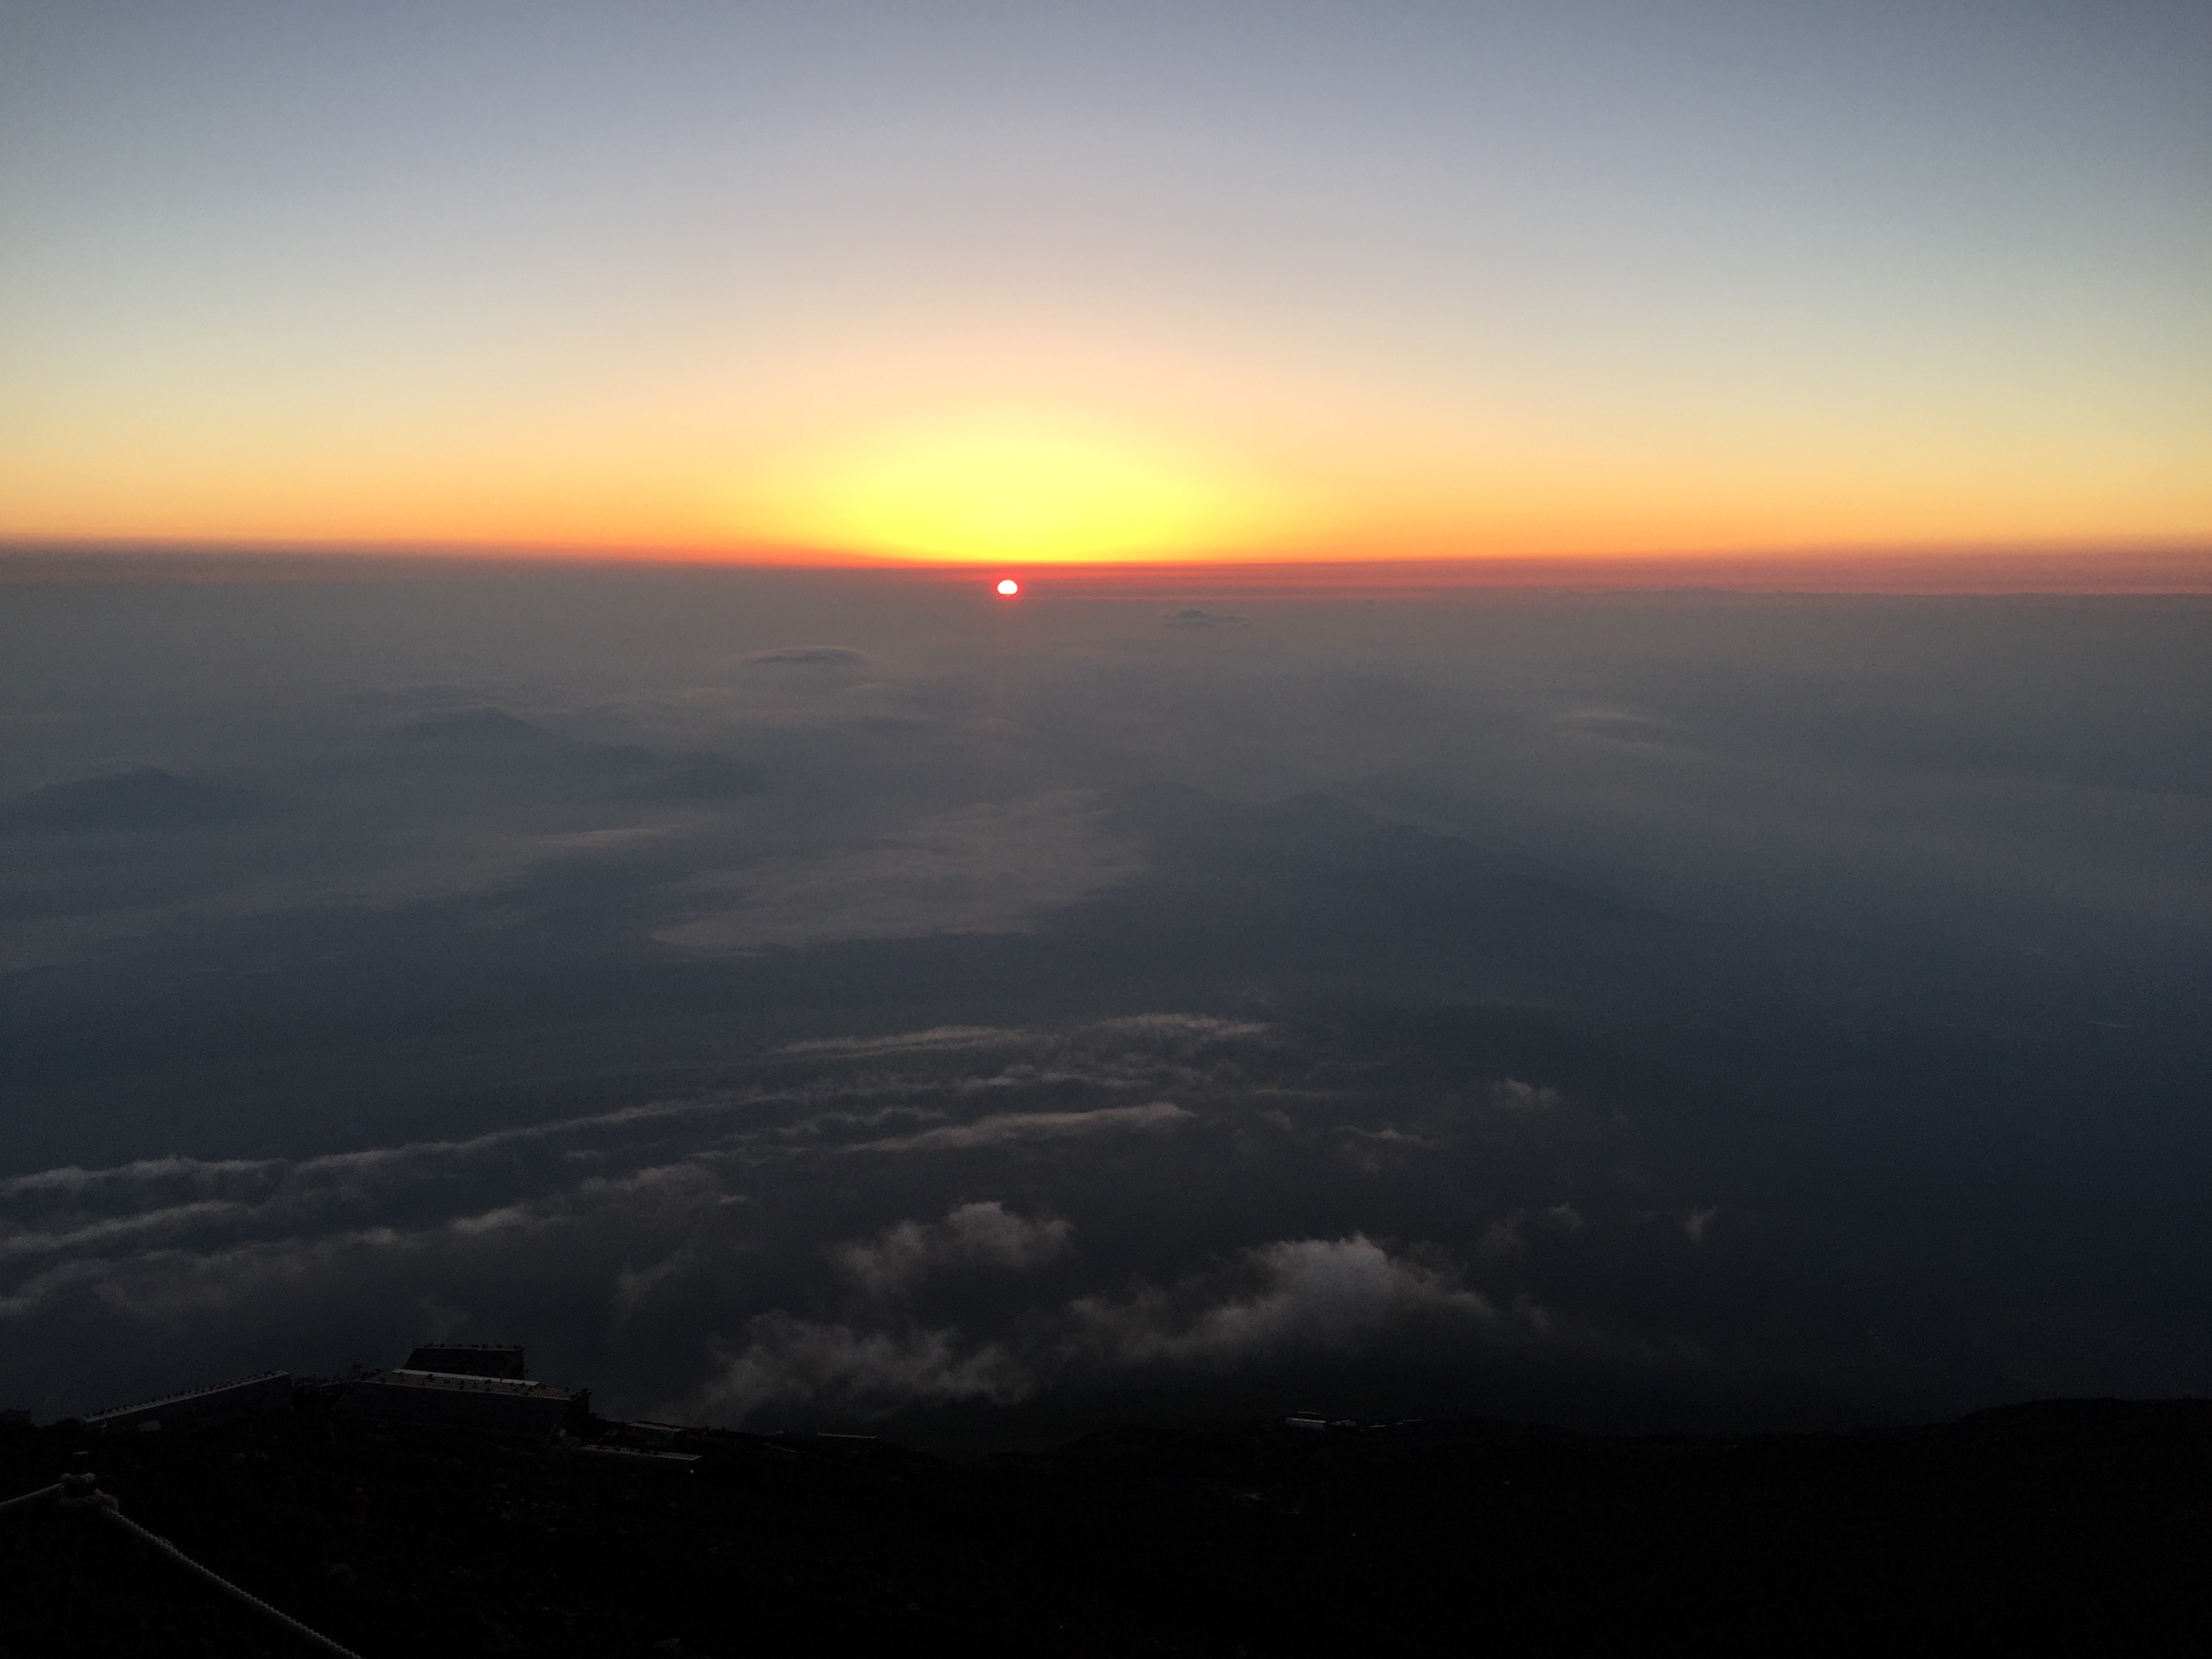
left=656, top=793, right=1146, bottom=951
left=683, top=1233, right=1517, bottom=1424
left=837, top=1202, right=1072, bottom=1296
left=695, top=1317, right=1036, bottom=1418
left=1071, top=1235, right=1494, bottom=1370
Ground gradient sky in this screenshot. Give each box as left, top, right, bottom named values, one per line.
left=3, top=1, right=2209, bottom=561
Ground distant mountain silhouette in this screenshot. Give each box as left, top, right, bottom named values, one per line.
left=394, top=707, right=550, bottom=745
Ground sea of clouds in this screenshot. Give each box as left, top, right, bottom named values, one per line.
left=3, top=568, right=2206, bottom=1435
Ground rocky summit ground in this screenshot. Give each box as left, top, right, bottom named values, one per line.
left=1, top=1395, right=2208, bottom=1656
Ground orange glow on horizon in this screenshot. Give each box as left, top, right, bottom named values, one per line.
left=4, top=540, right=2206, bottom=596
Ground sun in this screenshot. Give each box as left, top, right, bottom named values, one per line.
left=996, top=577, right=1021, bottom=596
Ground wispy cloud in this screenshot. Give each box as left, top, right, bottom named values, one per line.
left=0, top=1006, right=1711, bottom=1425
left=857, top=1101, right=1189, bottom=1153
left=775, top=1026, right=1023, bottom=1060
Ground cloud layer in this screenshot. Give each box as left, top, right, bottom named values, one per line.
left=2, top=572, right=2207, bottom=1434
left=0, top=1012, right=1725, bottom=1427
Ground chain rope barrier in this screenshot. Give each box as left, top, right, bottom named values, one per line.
left=1, top=1471, right=367, bottom=1659
left=0, top=1481, right=61, bottom=1513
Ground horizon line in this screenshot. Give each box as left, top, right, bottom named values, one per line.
left=3, top=539, right=2208, bottom=596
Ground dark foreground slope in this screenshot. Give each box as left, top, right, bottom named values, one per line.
left=3, top=1397, right=2207, bottom=1657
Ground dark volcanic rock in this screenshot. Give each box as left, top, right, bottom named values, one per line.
left=0, top=1397, right=2207, bottom=1656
